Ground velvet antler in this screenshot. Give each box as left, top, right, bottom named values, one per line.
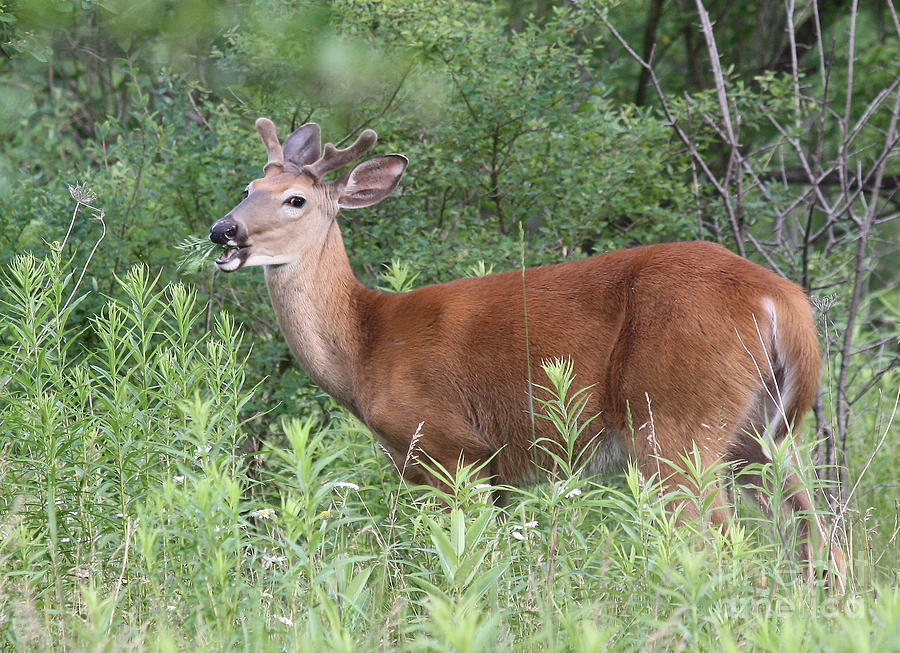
left=302, top=129, right=378, bottom=181
left=256, top=118, right=285, bottom=176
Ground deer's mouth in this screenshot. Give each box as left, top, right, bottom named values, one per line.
left=215, top=244, right=250, bottom=272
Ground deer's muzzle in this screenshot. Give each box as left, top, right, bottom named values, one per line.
left=209, top=217, right=250, bottom=272
left=209, top=217, right=239, bottom=245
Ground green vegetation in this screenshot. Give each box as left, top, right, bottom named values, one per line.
left=1, top=0, right=898, bottom=649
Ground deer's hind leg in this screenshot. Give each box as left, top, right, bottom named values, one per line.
left=728, top=403, right=846, bottom=593
left=627, top=411, right=734, bottom=528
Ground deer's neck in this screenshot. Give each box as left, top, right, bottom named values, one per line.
left=263, top=221, right=371, bottom=413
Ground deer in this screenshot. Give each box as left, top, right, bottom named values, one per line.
left=208, top=117, right=846, bottom=591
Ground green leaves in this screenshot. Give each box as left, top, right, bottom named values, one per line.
left=425, top=508, right=503, bottom=594
left=532, top=357, right=600, bottom=478
left=377, top=258, right=421, bottom=293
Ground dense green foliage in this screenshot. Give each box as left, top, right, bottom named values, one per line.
left=0, top=0, right=898, bottom=649
left=0, top=247, right=898, bottom=649
left=0, top=251, right=897, bottom=650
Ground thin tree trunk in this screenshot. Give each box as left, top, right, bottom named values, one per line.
left=681, top=0, right=703, bottom=93
left=635, top=0, right=667, bottom=106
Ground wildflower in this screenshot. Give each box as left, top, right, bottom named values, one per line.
left=332, top=481, right=360, bottom=491
left=251, top=508, right=276, bottom=519
left=274, top=615, right=293, bottom=627
left=474, top=483, right=492, bottom=491
left=261, top=552, right=287, bottom=569
left=564, top=487, right=582, bottom=499
left=509, top=519, right=538, bottom=543
left=319, top=510, right=331, bottom=518
left=174, top=475, right=185, bottom=483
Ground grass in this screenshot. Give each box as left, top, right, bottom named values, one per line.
left=1, top=232, right=899, bottom=651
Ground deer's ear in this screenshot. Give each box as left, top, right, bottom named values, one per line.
left=282, top=123, right=322, bottom=167
left=337, top=155, right=407, bottom=209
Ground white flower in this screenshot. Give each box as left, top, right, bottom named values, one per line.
left=509, top=520, right=538, bottom=542
left=261, top=553, right=287, bottom=569
left=251, top=508, right=276, bottom=519
left=332, top=481, right=360, bottom=491
left=174, top=475, right=185, bottom=483
left=474, top=483, right=492, bottom=491
left=274, top=615, right=293, bottom=626
left=564, top=487, right=582, bottom=499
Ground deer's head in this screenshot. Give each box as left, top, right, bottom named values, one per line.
left=209, top=118, right=407, bottom=271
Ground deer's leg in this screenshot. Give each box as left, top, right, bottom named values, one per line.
left=728, top=435, right=846, bottom=593
left=628, top=416, right=733, bottom=527
left=369, top=407, right=495, bottom=495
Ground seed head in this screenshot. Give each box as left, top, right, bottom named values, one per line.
left=67, top=183, right=97, bottom=205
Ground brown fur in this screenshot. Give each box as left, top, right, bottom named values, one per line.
left=209, top=119, right=846, bottom=592
left=343, top=243, right=810, bottom=487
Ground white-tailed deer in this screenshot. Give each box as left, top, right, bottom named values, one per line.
left=209, top=118, right=845, bottom=590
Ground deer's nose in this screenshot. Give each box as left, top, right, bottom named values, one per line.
left=209, top=217, right=239, bottom=245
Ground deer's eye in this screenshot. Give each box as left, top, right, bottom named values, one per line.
left=286, top=196, right=307, bottom=209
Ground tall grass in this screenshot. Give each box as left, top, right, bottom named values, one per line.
left=1, top=216, right=899, bottom=651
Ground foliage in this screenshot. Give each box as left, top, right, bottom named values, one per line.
left=0, top=249, right=898, bottom=650
left=0, top=0, right=898, bottom=648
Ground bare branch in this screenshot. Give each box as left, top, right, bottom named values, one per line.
left=694, top=0, right=746, bottom=253
left=785, top=0, right=802, bottom=128
left=635, top=0, right=667, bottom=106
left=694, top=0, right=736, bottom=145
left=889, top=0, right=900, bottom=39
left=838, top=0, right=860, bottom=198
left=598, top=9, right=746, bottom=255
left=835, top=83, right=900, bottom=472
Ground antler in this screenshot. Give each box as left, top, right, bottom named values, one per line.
left=302, top=129, right=378, bottom=181
left=256, top=118, right=284, bottom=175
